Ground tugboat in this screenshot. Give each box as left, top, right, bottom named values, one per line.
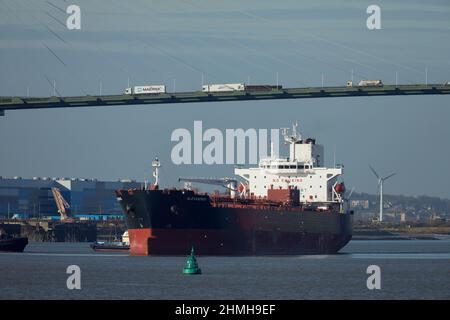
left=0, top=235, right=28, bottom=252
left=90, top=231, right=130, bottom=252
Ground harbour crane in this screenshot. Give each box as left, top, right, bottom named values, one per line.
left=51, top=187, right=71, bottom=221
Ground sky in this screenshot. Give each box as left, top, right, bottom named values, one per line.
left=0, top=0, right=449, bottom=198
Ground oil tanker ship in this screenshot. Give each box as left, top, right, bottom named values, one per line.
left=116, top=123, right=353, bottom=256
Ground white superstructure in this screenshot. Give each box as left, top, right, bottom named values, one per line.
left=234, top=123, right=346, bottom=204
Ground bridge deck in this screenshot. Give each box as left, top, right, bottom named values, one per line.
left=1, top=84, right=449, bottom=115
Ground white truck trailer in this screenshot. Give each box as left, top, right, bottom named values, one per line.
left=124, top=85, right=166, bottom=95
left=347, top=80, right=383, bottom=87
left=202, top=83, right=245, bottom=93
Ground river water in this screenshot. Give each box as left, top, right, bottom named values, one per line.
left=0, top=240, right=449, bottom=299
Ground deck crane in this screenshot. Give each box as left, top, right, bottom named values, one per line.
left=51, top=187, right=71, bottom=221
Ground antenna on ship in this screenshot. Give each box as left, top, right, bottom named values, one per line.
left=152, top=157, right=161, bottom=189
left=292, top=121, right=300, bottom=140
left=282, top=121, right=302, bottom=145
left=369, top=165, right=396, bottom=223
left=281, top=121, right=302, bottom=161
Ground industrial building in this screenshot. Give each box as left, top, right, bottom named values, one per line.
left=0, top=176, right=141, bottom=219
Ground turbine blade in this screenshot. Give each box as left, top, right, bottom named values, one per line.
left=369, top=165, right=380, bottom=179
left=383, top=173, right=396, bottom=181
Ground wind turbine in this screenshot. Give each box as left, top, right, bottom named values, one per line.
left=369, top=165, right=396, bottom=222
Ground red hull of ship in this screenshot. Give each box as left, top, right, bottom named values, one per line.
left=128, top=228, right=350, bottom=256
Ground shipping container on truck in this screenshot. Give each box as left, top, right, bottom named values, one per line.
left=346, top=80, right=383, bottom=87
left=357, top=80, right=383, bottom=87
left=124, top=85, right=166, bottom=95
left=202, top=83, right=245, bottom=93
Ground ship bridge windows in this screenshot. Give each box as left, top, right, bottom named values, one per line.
left=278, top=165, right=297, bottom=169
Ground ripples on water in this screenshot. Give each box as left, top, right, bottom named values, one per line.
left=0, top=240, right=449, bottom=299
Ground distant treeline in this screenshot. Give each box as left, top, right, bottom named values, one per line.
left=352, top=192, right=450, bottom=213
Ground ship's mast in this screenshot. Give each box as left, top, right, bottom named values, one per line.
left=291, top=121, right=300, bottom=142
left=282, top=121, right=301, bottom=143
left=152, top=157, right=161, bottom=188
left=282, top=121, right=302, bottom=161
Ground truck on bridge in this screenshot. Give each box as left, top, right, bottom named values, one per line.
left=202, top=83, right=283, bottom=93
left=124, top=85, right=166, bottom=95
left=202, top=83, right=245, bottom=93
left=347, top=80, right=383, bottom=87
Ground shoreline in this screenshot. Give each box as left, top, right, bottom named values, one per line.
left=352, top=232, right=450, bottom=241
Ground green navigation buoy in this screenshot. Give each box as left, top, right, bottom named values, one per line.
left=183, top=246, right=202, bottom=274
